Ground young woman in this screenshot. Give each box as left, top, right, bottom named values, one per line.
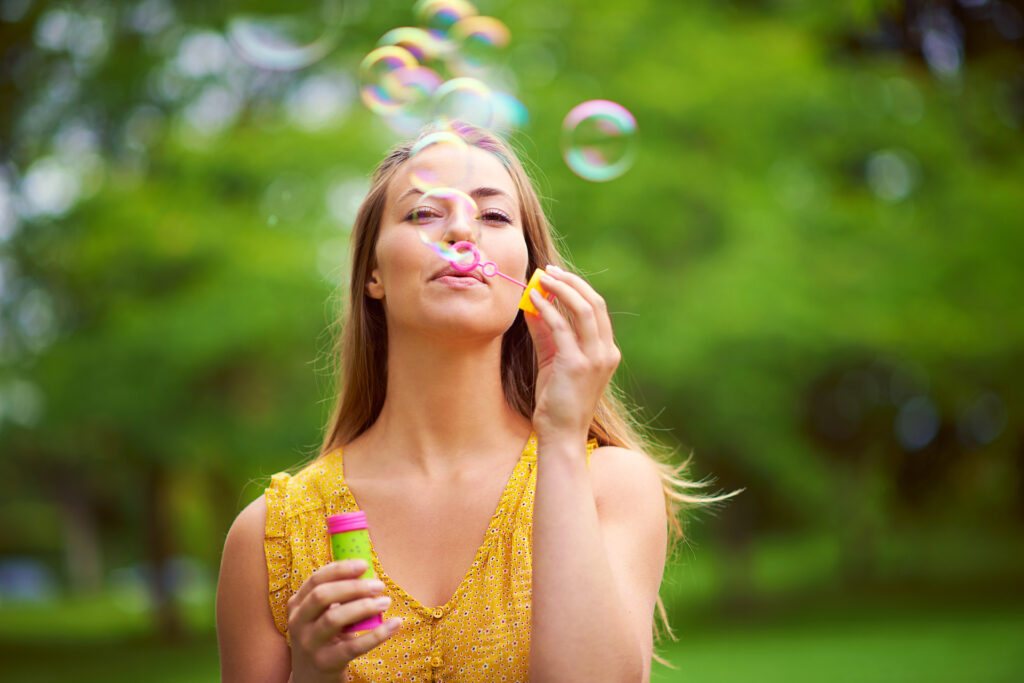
left=217, top=123, right=708, bottom=682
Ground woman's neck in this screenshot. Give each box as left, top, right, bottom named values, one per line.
left=352, top=328, right=532, bottom=477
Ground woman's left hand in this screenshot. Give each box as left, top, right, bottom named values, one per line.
left=523, top=265, right=621, bottom=446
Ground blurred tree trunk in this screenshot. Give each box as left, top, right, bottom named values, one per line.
left=58, top=485, right=103, bottom=595
left=836, top=452, right=880, bottom=587
left=143, top=461, right=186, bottom=641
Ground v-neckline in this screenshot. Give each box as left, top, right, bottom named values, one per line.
left=333, top=435, right=536, bottom=620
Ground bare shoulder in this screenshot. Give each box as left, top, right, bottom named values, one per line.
left=589, top=446, right=665, bottom=515
left=217, top=494, right=291, bottom=683
left=227, top=494, right=268, bottom=548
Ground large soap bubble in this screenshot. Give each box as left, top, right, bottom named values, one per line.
left=226, top=1, right=345, bottom=71
left=561, top=100, right=638, bottom=182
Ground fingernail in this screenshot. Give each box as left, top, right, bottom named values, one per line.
left=347, top=559, right=368, bottom=573
left=546, top=264, right=564, bottom=275
left=367, top=580, right=386, bottom=595
left=375, top=596, right=392, bottom=608
left=387, top=618, right=403, bottom=632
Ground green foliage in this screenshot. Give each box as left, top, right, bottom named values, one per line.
left=1, top=0, right=1022, bottom=640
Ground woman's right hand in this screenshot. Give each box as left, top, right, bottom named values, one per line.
left=287, top=559, right=402, bottom=683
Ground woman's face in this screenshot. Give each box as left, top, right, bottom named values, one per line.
left=368, top=143, right=529, bottom=342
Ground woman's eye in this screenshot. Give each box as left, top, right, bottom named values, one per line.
left=408, top=207, right=442, bottom=223
left=481, top=210, right=511, bottom=224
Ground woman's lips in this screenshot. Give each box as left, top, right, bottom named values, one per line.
left=431, top=265, right=486, bottom=287
left=434, top=274, right=484, bottom=288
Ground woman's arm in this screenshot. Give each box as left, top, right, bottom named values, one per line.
left=524, top=267, right=669, bottom=682
left=532, top=441, right=667, bottom=683
left=217, top=497, right=403, bottom=683
left=216, top=496, right=293, bottom=683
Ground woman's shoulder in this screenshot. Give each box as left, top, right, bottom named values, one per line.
left=222, top=494, right=270, bottom=563
left=588, top=446, right=665, bottom=513
left=265, top=451, right=344, bottom=518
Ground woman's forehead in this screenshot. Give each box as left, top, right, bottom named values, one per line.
left=389, top=144, right=517, bottom=202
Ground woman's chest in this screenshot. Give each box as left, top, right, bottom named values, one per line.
left=351, top=477, right=513, bottom=607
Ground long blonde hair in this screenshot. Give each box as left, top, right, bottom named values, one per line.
left=317, top=122, right=727, bottom=656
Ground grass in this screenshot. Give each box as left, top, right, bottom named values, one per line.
left=652, top=599, right=1024, bottom=682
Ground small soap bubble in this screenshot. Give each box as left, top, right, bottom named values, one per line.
left=561, top=100, right=638, bottom=182
left=432, top=77, right=494, bottom=127
left=414, top=0, right=477, bottom=34
left=226, top=2, right=343, bottom=71
left=449, top=16, right=510, bottom=71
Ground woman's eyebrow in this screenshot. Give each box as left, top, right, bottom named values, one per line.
left=397, top=186, right=512, bottom=202
left=396, top=187, right=424, bottom=204
left=470, top=187, right=512, bottom=200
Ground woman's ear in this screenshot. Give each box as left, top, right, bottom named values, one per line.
left=366, top=268, right=384, bottom=299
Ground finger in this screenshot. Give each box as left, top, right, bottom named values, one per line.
left=529, top=289, right=583, bottom=360
left=546, top=265, right=615, bottom=345
left=309, top=594, right=393, bottom=647
left=290, top=559, right=368, bottom=609
left=523, top=295, right=556, bottom=356
left=314, top=618, right=404, bottom=670
left=538, top=271, right=602, bottom=357
left=290, top=573, right=385, bottom=630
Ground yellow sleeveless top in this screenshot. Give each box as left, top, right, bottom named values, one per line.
left=264, top=435, right=597, bottom=682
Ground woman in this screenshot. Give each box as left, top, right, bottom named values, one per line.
left=217, top=123, right=708, bottom=682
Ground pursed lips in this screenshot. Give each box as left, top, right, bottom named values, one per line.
left=431, top=265, right=485, bottom=283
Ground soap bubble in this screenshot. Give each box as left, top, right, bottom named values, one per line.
left=377, top=26, right=451, bottom=64
left=408, top=129, right=472, bottom=190
left=432, top=77, right=494, bottom=127
left=414, top=0, right=477, bottom=34
left=491, top=91, right=528, bottom=131
left=359, top=45, right=437, bottom=116
left=561, top=100, right=638, bottom=182
left=413, top=187, right=481, bottom=266
left=226, top=1, right=344, bottom=71
left=449, top=15, right=510, bottom=71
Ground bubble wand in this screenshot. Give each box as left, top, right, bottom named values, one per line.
left=423, top=238, right=551, bottom=315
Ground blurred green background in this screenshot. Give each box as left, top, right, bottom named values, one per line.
left=2, top=0, right=1023, bottom=680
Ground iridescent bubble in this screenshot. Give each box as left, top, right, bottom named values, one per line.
left=449, top=15, right=510, bottom=71
left=432, top=77, right=493, bottom=127
left=414, top=0, right=477, bottom=34
left=408, top=129, right=471, bottom=190
left=561, top=100, right=638, bottom=182
left=377, top=26, right=451, bottom=64
left=413, top=186, right=481, bottom=267
left=359, top=45, right=436, bottom=116
left=226, top=1, right=343, bottom=71
left=491, top=91, right=528, bottom=131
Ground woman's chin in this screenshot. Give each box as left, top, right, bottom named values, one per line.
left=409, top=301, right=518, bottom=339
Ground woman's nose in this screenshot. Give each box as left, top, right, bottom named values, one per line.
left=442, top=206, right=479, bottom=244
